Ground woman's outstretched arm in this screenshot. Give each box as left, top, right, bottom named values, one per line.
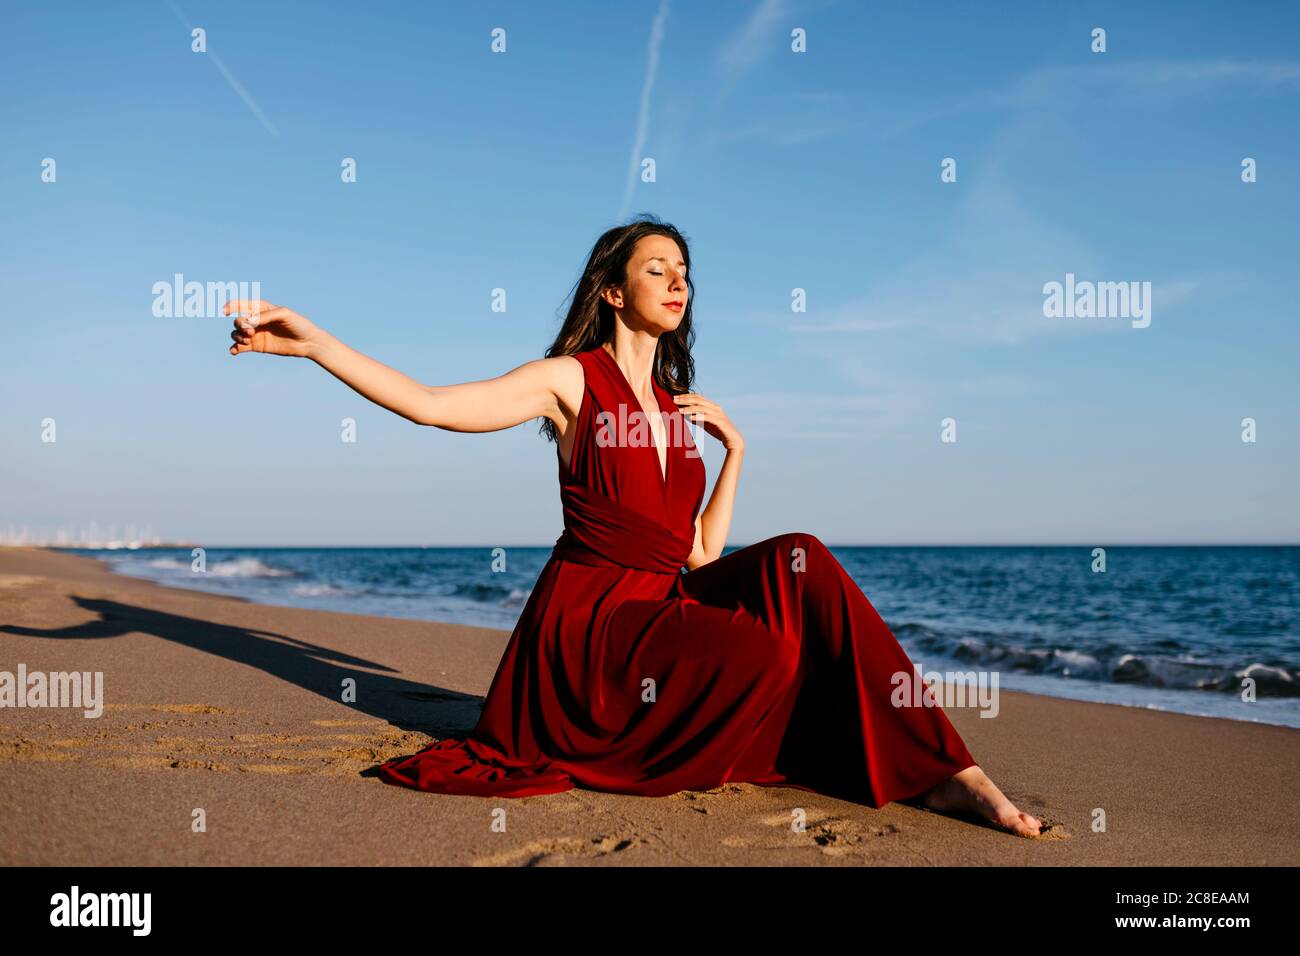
left=225, top=299, right=571, bottom=431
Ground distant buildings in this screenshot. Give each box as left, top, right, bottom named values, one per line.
left=0, top=524, right=192, bottom=549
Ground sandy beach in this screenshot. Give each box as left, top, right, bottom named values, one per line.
left=1, top=545, right=1297, bottom=867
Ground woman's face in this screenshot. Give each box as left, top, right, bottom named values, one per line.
left=604, top=234, right=689, bottom=332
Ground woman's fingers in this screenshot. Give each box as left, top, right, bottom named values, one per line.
left=224, top=301, right=315, bottom=359
left=229, top=324, right=257, bottom=356
left=232, top=306, right=291, bottom=331
left=674, top=393, right=720, bottom=413
left=673, top=397, right=737, bottom=445
left=676, top=403, right=712, bottom=424
left=675, top=399, right=722, bottom=420
left=224, top=299, right=277, bottom=318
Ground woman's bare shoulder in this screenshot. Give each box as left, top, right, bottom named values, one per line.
left=538, top=353, right=586, bottom=428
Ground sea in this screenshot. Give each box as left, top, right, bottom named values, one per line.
left=66, top=544, right=1300, bottom=729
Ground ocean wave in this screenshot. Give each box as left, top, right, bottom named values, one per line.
left=290, top=583, right=352, bottom=597
left=450, top=581, right=516, bottom=603
left=144, top=557, right=189, bottom=570
left=896, top=622, right=1300, bottom=698
left=206, top=557, right=296, bottom=579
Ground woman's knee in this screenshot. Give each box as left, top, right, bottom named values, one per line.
left=772, top=531, right=831, bottom=571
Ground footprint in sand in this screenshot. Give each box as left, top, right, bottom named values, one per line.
left=715, top=808, right=904, bottom=857
left=472, top=831, right=643, bottom=867
left=668, top=783, right=754, bottom=812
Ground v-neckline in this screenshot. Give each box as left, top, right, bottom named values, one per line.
left=594, top=344, right=670, bottom=492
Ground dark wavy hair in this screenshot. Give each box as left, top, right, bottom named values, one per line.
left=539, top=214, right=696, bottom=443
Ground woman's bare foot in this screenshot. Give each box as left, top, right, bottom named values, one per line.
left=916, top=765, right=1043, bottom=837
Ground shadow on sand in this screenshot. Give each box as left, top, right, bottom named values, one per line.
left=0, top=596, right=485, bottom=742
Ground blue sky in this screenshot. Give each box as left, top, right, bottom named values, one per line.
left=2, top=0, right=1297, bottom=546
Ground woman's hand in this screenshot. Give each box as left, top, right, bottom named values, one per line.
left=672, top=392, right=744, bottom=452
left=226, top=299, right=324, bottom=358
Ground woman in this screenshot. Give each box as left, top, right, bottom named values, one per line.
left=226, top=216, right=1043, bottom=837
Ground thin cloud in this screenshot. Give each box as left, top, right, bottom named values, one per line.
left=778, top=111, right=1206, bottom=349
left=884, top=59, right=1300, bottom=139
left=165, top=0, right=279, bottom=137
left=619, top=0, right=672, bottom=219
left=791, top=317, right=923, bottom=334
left=716, top=0, right=790, bottom=83
left=766, top=198, right=1202, bottom=347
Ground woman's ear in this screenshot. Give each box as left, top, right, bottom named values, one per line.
left=600, top=284, right=624, bottom=310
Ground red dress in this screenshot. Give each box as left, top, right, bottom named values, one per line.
left=376, top=344, right=978, bottom=808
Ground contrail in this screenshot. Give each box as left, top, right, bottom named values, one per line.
left=717, top=0, right=787, bottom=83
left=619, top=0, right=671, bottom=219
left=165, top=0, right=279, bottom=137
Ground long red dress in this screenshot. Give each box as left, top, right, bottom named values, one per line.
left=376, top=344, right=978, bottom=808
